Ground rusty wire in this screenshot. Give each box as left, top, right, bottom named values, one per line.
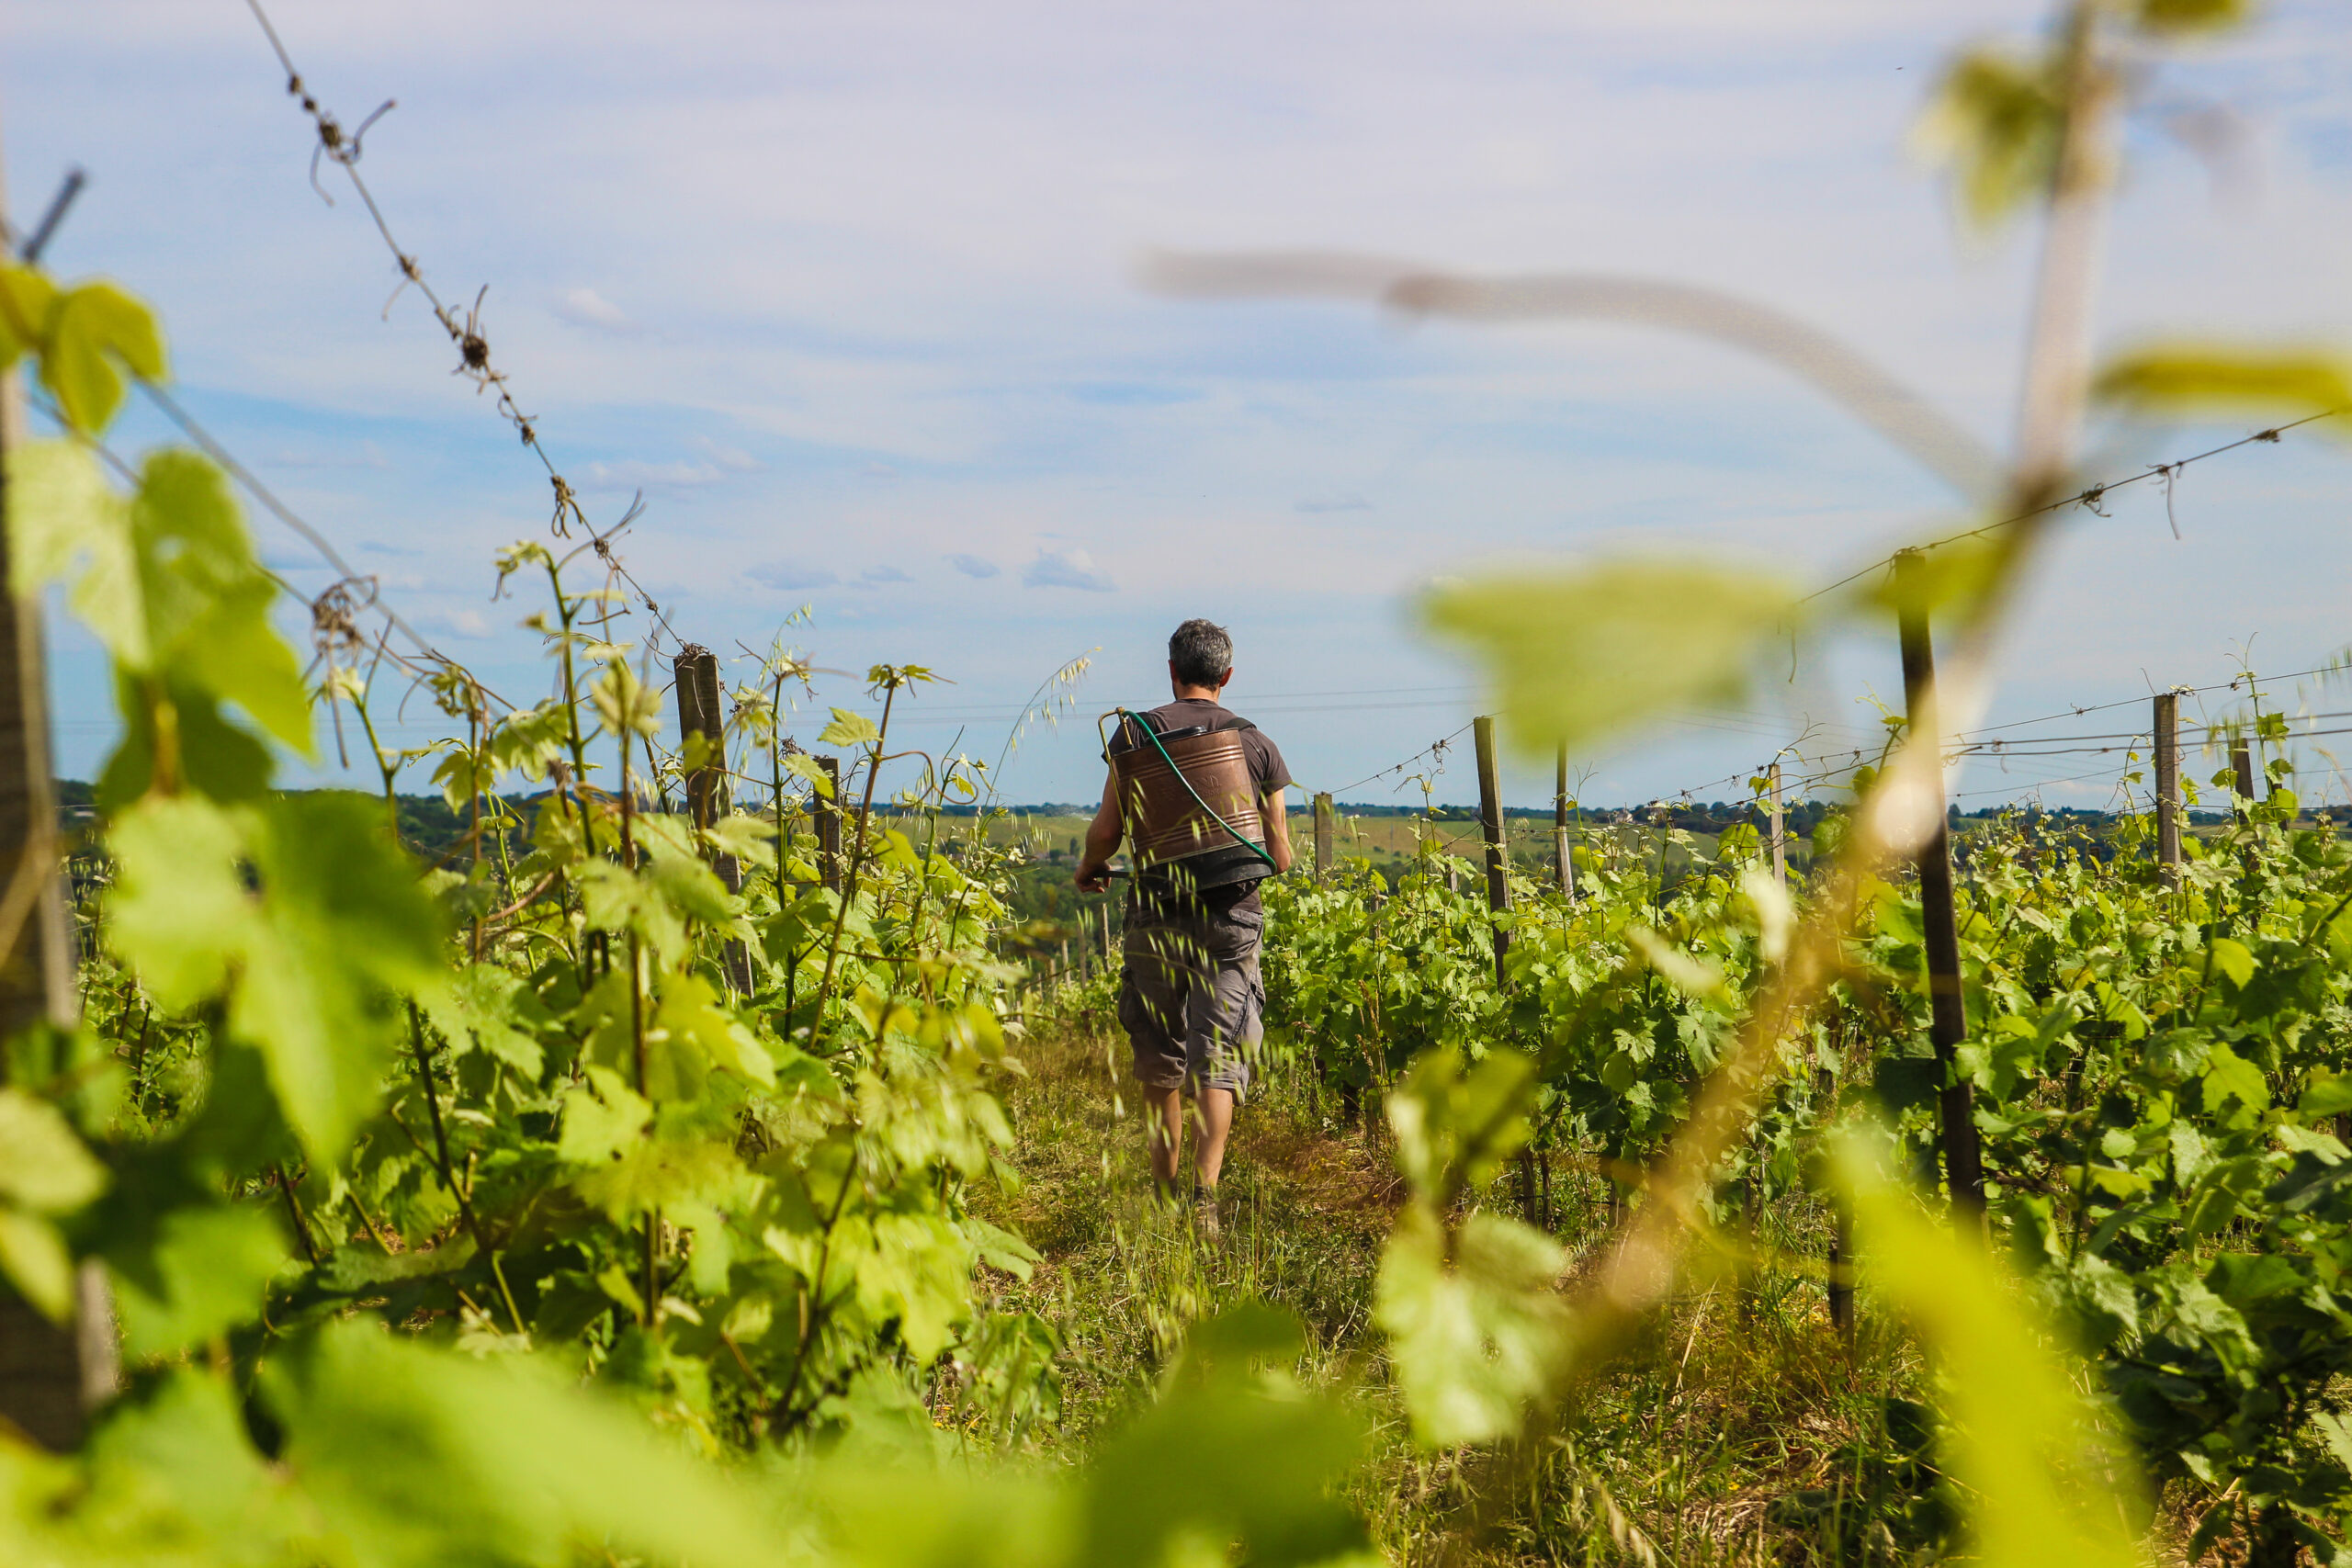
left=241, top=0, right=676, bottom=653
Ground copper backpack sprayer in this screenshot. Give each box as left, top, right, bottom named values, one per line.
left=1099, top=707, right=1279, bottom=892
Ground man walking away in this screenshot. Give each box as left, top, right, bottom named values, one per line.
left=1074, top=619, right=1294, bottom=1234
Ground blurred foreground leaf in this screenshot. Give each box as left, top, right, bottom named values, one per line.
left=1375, top=1047, right=1569, bottom=1448
left=1081, top=1306, right=1369, bottom=1566
left=2133, top=0, right=2253, bottom=34
left=113, top=1205, right=288, bottom=1361
left=2095, top=346, right=2352, bottom=428
left=1422, top=562, right=1800, bottom=759
left=0, top=1089, right=107, bottom=1319
left=1388, top=1044, right=1536, bottom=1203
left=7, top=444, right=311, bottom=760
left=265, top=1321, right=782, bottom=1568
left=1377, top=1206, right=1570, bottom=1450
left=1917, top=47, right=2064, bottom=229
left=1835, top=1129, right=2143, bottom=1568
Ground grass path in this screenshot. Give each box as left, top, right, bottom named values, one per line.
left=974, top=1004, right=1969, bottom=1565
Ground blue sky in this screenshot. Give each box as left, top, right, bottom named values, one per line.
left=6, top=0, right=2350, bottom=810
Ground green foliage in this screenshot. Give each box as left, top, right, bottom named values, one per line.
left=1836, top=1128, right=2142, bottom=1568
left=1079, top=1307, right=1370, bottom=1565
left=0, top=1090, right=107, bottom=1318
left=8, top=443, right=311, bottom=768
left=0, top=265, right=166, bottom=434
left=1377, top=1201, right=1569, bottom=1449
left=108, top=793, right=443, bottom=1161
left=261, top=1323, right=784, bottom=1568
left=1917, top=46, right=2067, bottom=227
left=0, top=0, right=2332, bottom=1557
left=2095, top=345, right=2352, bottom=425
left=1267, top=779, right=2352, bottom=1551
left=2133, top=0, right=2254, bottom=34
left=1374, top=1044, right=1572, bottom=1448
left=0, top=259, right=1211, bottom=1568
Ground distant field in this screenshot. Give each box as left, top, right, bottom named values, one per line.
left=953, top=805, right=1818, bottom=890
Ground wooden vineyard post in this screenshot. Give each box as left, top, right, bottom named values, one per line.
left=673, top=647, right=728, bottom=847
left=1769, top=761, right=1787, bottom=888
left=2154, top=693, right=2182, bottom=885
left=1554, top=743, right=1576, bottom=900
left=2232, top=738, right=2256, bottom=807
left=1473, top=716, right=1512, bottom=987
left=673, top=646, right=752, bottom=991
left=0, top=155, right=115, bottom=1447
left=1894, top=551, right=1985, bottom=1219
left=815, top=757, right=842, bottom=893
left=1828, top=1226, right=1855, bottom=1337
left=1475, top=716, right=1539, bottom=1220
left=1313, top=791, right=1334, bottom=880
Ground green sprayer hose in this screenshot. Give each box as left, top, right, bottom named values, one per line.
left=1117, top=707, right=1280, bottom=875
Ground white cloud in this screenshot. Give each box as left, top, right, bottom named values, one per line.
left=860, top=565, right=914, bottom=583
left=582, top=458, right=724, bottom=490
left=1023, top=547, right=1115, bottom=592
left=553, top=287, right=639, bottom=333
left=691, top=435, right=763, bottom=473
left=266, top=439, right=391, bottom=470
left=947, top=553, right=1001, bottom=578
left=419, top=607, right=492, bottom=639
left=751, top=563, right=840, bottom=592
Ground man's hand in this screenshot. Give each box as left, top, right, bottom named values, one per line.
left=1078, top=774, right=1123, bottom=893
left=1261, top=787, right=1295, bottom=874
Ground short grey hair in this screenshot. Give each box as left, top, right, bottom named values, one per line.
left=1169, top=618, right=1234, bottom=688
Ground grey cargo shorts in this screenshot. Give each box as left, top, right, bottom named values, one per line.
left=1118, top=895, right=1264, bottom=1104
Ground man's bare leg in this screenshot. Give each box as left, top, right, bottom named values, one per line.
left=1145, top=1086, right=1234, bottom=1198
left=1193, top=1087, right=1234, bottom=1192
left=1145, top=1087, right=1185, bottom=1200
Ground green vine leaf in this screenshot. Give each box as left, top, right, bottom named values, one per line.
left=783, top=750, right=836, bottom=797
left=1836, top=1129, right=2143, bottom=1568
left=819, top=707, right=881, bottom=748
left=0, top=1089, right=107, bottom=1320
left=107, top=793, right=446, bottom=1164
left=111, top=1205, right=288, bottom=1361
left=591, top=659, right=663, bottom=739
left=1422, top=562, right=1802, bottom=760
left=1916, top=47, right=2064, bottom=229
left=262, top=1321, right=784, bottom=1568
left=1375, top=1205, right=1572, bottom=1450
left=6, top=443, right=311, bottom=760
left=41, top=280, right=167, bottom=435
left=0, top=265, right=61, bottom=370
left=2095, top=346, right=2352, bottom=428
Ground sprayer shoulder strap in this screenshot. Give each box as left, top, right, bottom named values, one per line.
left=1113, top=711, right=1256, bottom=752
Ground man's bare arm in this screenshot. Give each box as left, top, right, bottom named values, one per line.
left=1074, top=774, right=1122, bottom=892
left=1261, top=787, right=1295, bottom=874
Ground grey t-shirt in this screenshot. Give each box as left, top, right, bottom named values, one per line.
left=1125, top=698, right=1293, bottom=915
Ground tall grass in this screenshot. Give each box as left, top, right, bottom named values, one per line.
left=980, top=1000, right=1959, bottom=1565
